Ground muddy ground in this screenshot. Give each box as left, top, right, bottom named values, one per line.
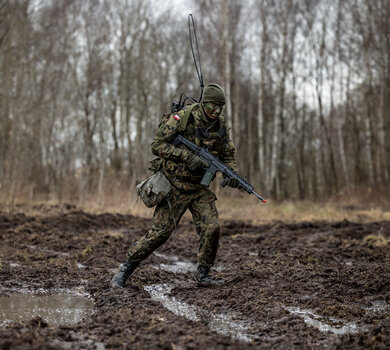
left=0, top=204, right=389, bottom=349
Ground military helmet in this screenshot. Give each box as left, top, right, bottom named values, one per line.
left=201, top=83, right=226, bottom=104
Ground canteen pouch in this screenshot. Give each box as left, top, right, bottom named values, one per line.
left=136, top=171, right=173, bottom=208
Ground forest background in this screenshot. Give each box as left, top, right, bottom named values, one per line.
left=1, top=0, right=389, bottom=212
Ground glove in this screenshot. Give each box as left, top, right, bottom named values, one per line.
left=187, top=154, right=209, bottom=171
left=226, top=178, right=241, bottom=188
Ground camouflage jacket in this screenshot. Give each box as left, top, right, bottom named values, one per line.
left=150, top=103, right=237, bottom=192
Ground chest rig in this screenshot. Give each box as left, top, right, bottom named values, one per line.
left=181, top=103, right=228, bottom=157
left=151, top=103, right=230, bottom=190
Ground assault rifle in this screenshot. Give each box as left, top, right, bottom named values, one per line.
left=172, top=135, right=266, bottom=203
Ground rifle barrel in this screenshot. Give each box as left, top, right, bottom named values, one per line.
left=252, top=191, right=266, bottom=203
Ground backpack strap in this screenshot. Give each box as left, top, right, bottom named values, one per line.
left=178, top=103, right=199, bottom=132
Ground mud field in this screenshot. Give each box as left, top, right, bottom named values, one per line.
left=0, top=204, right=389, bottom=349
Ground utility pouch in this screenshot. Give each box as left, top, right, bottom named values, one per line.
left=136, top=171, right=173, bottom=208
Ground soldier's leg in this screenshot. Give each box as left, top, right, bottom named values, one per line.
left=112, top=188, right=189, bottom=288
left=189, top=188, right=220, bottom=269
left=126, top=196, right=187, bottom=263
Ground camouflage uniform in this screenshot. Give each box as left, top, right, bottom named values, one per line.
left=126, top=103, right=237, bottom=268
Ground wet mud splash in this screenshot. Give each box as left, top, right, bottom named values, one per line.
left=0, top=207, right=389, bottom=349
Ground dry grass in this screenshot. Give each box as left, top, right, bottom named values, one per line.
left=363, top=233, right=390, bottom=246
left=217, top=196, right=390, bottom=224
left=363, top=227, right=390, bottom=246
left=78, top=186, right=390, bottom=224
left=2, top=187, right=390, bottom=224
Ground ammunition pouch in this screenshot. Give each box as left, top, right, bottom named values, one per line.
left=136, top=171, right=173, bottom=208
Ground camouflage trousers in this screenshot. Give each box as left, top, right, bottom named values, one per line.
left=127, top=186, right=220, bottom=268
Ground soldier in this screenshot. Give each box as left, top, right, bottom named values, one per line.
left=111, top=83, right=240, bottom=288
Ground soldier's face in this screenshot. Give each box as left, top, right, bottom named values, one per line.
left=203, top=102, right=224, bottom=119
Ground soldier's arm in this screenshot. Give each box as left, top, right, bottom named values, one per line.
left=151, top=111, right=191, bottom=162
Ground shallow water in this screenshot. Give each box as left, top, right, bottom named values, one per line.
left=153, top=252, right=179, bottom=261
left=0, top=293, right=94, bottom=327
left=1, top=283, right=88, bottom=297
left=144, top=283, right=254, bottom=343
left=27, top=245, right=70, bottom=257
left=153, top=252, right=222, bottom=273
left=286, top=306, right=363, bottom=335
left=152, top=261, right=197, bottom=274
left=9, top=263, right=20, bottom=268
left=365, top=300, right=390, bottom=314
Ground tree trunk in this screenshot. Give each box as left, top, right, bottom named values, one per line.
left=257, top=0, right=266, bottom=180
left=222, top=0, right=233, bottom=141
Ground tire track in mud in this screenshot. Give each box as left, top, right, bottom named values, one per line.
left=0, top=209, right=389, bottom=349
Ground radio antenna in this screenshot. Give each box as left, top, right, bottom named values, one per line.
left=188, top=14, right=204, bottom=102
left=171, top=14, right=205, bottom=113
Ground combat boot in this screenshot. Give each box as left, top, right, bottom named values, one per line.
left=196, top=265, right=212, bottom=286
left=111, top=261, right=139, bottom=288
left=196, top=265, right=224, bottom=287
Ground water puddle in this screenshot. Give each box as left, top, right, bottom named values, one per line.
left=27, top=245, right=70, bottom=257
left=152, top=261, right=197, bottom=274
left=153, top=252, right=222, bottom=273
left=51, top=338, right=106, bottom=350
left=286, top=306, right=363, bottom=335
left=153, top=252, right=179, bottom=261
left=0, top=293, right=94, bottom=327
left=1, top=283, right=88, bottom=297
left=144, top=284, right=255, bottom=343
left=365, top=300, right=390, bottom=314
left=0, top=320, right=12, bottom=327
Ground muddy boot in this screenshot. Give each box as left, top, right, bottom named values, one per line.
left=196, top=265, right=224, bottom=287
left=111, top=261, right=139, bottom=288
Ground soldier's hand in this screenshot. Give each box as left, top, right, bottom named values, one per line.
left=226, top=178, right=241, bottom=188
left=187, top=154, right=209, bottom=171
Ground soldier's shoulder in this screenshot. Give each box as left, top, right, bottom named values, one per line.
left=165, top=113, right=182, bottom=127
left=189, top=103, right=201, bottom=112
left=182, top=103, right=199, bottom=114
left=187, top=103, right=202, bottom=119
left=158, top=112, right=177, bottom=126
left=165, top=107, right=188, bottom=122
left=175, top=103, right=199, bottom=129
left=155, top=112, right=181, bottom=139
